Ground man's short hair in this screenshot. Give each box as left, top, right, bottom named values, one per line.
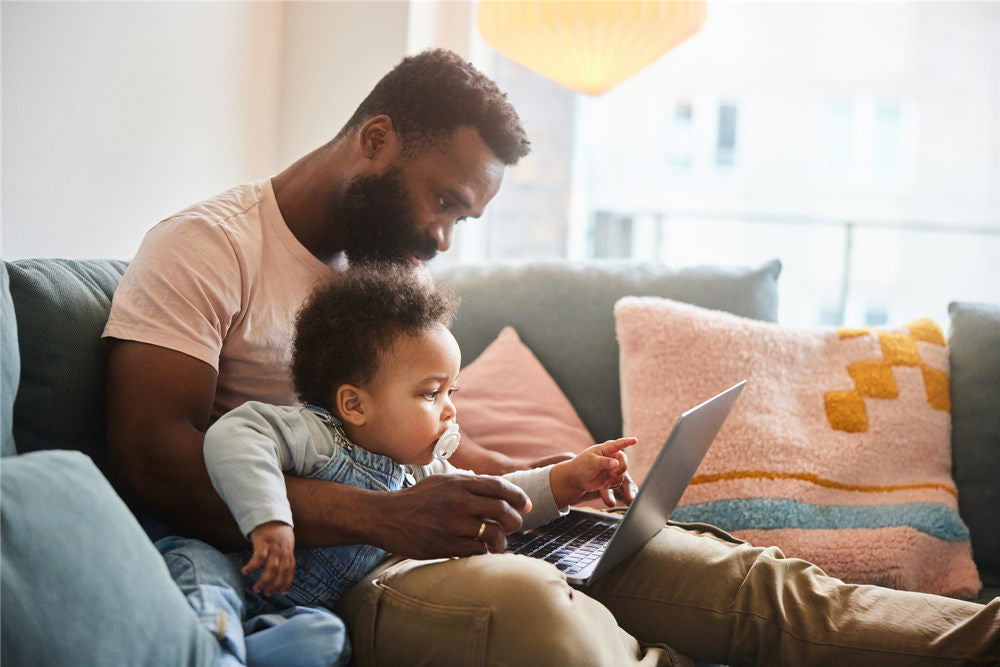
left=338, top=49, right=530, bottom=165
left=291, top=262, right=460, bottom=410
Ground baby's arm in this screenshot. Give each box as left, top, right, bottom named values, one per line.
left=204, top=402, right=325, bottom=594
left=548, top=437, right=637, bottom=509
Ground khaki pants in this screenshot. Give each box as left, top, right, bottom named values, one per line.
left=337, top=521, right=1000, bottom=666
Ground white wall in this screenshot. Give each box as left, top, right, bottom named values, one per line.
left=275, top=1, right=409, bottom=168
left=1, top=1, right=410, bottom=261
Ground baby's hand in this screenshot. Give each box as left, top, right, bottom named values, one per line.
left=244, top=521, right=295, bottom=596
left=550, top=437, right=637, bottom=508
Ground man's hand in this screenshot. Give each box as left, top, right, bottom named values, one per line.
left=549, top=438, right=638, bottom=509
left=244, top=521, right=296, bottom=596
left=446, top=431, right=577, bottom=475
left=371, top=474, right=532, bottom=558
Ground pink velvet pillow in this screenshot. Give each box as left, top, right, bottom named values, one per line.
left=615, top=296, right=981, bottom=598
left=453, top=326, right=594, bottom=463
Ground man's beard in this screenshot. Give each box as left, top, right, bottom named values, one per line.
left=338, top=166, right=439, bottom=264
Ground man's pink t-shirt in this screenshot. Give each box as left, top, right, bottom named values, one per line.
left=103, top=179, right=336, bottom=419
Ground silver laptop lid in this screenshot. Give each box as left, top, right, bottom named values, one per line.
left=587, top=380, right=746, bottom=583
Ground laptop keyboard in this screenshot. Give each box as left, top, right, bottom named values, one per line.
left=505, top=513, right=618, bottom=576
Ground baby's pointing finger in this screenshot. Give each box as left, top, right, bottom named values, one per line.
left=600, top=437, right=637, bottom=456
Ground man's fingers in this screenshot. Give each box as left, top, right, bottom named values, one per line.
left=463, top=494, right=524, bottom=535
left=470, top=519, right=507, bottom=554
left=467, top=475, right=532, bottom=513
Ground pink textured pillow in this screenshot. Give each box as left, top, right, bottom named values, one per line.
left=615, top=297, right=981, bottom=598
left=454, top=326, right=594, bottom=463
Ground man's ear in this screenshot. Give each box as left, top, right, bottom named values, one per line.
left=358, top=115, right=399, bottom=160
left=335, top=384, right=368, bottom=427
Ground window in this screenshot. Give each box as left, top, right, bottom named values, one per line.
left=873, top=102, right=902, bottom=177
left=452, top=1, right=999, bottom=327
left=827, top=100, right=854, bottom=173
left=592, top=211, right=633, bottom=259
left=668, top=101, right=694, bottom=168
left=716, top=103, right=738, bottom=167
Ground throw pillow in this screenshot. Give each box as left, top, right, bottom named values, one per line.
left=615, top=297, right=981, bottom=598
left=453, top=326, right=595, bottom=464
left=1, top=450, right=219, bottom=665
left=6, top=259, right=128, bottom=474
left=948, top=301, right=1000, bottom=588
left=1, top=262, right=19, bottom=457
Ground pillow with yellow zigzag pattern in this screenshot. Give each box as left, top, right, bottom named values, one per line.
left=615, top=297, right=981, bottom=598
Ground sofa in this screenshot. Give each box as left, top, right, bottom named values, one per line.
left=2, top=257, right=997, bottom=665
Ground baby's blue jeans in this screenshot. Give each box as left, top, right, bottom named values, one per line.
left=157, top=536, right=350, bottom=667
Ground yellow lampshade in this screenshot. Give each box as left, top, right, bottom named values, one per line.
left=477, top=0, right=706, bottom=95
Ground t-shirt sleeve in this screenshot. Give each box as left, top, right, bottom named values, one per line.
left=102, top=215, right=245, bottom=371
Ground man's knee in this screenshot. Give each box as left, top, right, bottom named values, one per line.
left=368, top=555, right=637, bottom=665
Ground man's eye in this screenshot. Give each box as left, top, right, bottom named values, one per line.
left=438, top=197, right=452, bottom=211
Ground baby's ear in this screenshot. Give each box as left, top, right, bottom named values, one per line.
left=335, top=385, right=367, bottom=426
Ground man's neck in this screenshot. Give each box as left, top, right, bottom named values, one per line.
left=271, top=144, right=349, bottom=268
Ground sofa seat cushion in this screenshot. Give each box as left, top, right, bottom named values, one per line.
left=616, top=297, right=980, bottom=598
left=436, top=259, right=781, bottom=444
left=6, top=259, right=128, bottom=473
left=1, top=449, right=219, bottom=665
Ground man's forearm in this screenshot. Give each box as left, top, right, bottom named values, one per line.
left=284, top=476, right=394, bottom=549
left=119, top=454, right=247, bottom=550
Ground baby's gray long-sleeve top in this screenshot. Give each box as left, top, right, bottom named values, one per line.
left=204, top=401, right=568, bottom=539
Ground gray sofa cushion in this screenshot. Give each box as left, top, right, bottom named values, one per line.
left=948, top=301, right=1000, bottom=590
left=6, top=259, right=128, bottom=474
left=435, top=260, right=781, bottom=443
left=1, top=449, right=219, bottom=665
left=1, top=262, right=19, bottom=457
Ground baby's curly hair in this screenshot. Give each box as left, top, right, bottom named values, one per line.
left=337, top=48, right=530, bottom=165
left=291, top=262, right=460, bottom=410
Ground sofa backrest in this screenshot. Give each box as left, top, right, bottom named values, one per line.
left=4, top=256, right=995, bottom=590
left=435, top=259, right=782, bottom=444
left=5, top=259, right=128, bottom=474
left=1, top=263, right=20, bottom=458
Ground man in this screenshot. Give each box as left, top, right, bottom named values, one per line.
left=105, top=49, right=999, bottom=665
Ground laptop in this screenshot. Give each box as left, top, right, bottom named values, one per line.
left=505, top=380, right=747, bottom=586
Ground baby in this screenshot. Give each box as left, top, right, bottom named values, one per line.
left=206, top=261, right=635, bottom=603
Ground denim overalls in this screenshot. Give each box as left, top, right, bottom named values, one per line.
left=239, top=404, right=408, bottom=611
left=157, top=404, right=406, bottom=666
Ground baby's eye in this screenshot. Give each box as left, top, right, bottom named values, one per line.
left=423, top=391, right=439, bottom=401
left=448, top=387, right=459, bottom=396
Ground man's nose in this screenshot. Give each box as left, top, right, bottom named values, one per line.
left=431, top=219, right=455, bottom=252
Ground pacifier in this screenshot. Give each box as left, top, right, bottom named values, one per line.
left=432, top=424, right=461, bottom=460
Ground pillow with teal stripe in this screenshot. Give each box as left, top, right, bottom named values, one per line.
left=616, top=297, right=980, bottom=599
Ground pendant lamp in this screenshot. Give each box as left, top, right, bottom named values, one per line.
left=477, top=0, right=706, bottom=95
